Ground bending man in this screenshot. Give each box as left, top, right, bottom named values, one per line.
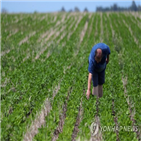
left=86, top=43, right=111, bottom=99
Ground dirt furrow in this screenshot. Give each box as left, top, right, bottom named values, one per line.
left=34, top=25, right=66, bottom=61
left=38, top=31, right=49, bottom=42
left=53, top=16, right=57, bottom=22
left=63, top=64, right=72, bottom=74
left=111, top=99, right=120, bottom=141
left=80, top=19, right=88, bottom=43
left=38, top=27, right=58, bottom=43
left=90, top=97, right=103, bottom=141
left=1, top=49, right=11, bottom=57
left=52, top=26, right=66, bottom=41
left=23, top=49, right=30, bottom=62
left=52, top=87, right=73, bottom=141
left=61, top=14, right=66, bottom=22
left=23, top=62, right=73, bottom=140
left=23, top=84, right=61, bottom=141
left=130, top=12, right=141, bottom=20
left=19, top=31, right=36, bottom=46
left=74, top=17, right=88, bottom=56
left=34, top=47, right=47, bottom=60
left=55, top=20, right=61, bottom=26
left=71, top=89, right=85, bottom=141
left=122, top=77, right=141, bottom=140
left=122, top=19, right=138, bottom=45
left=37, top=15, right=65, bottom=43
left=100, top=13, right=103, bottom=43
left=94, top=16, right=98, bottom=39
left=107, top=13, right=115, bottom=38
left=38, top=14, right=70, bottom=43
left=57, top=32, right=67, bottom=44
left=108, top=21, right=120, bottom=140
left=74, top=19, right=88, bottom=57
left=7, top=16, right=66, bottom=63
left=44, top=30, right=57, bottom=43
left=39, top=15, right=47, bottom=21
left=1, top=77, right=9, bottom=88
left=40, top=17, right=74, bottom=62
left=34, top=30, right=56, bottom=60
left=131, top=17, right=141, bottom=30
left=67, top=16, right=83, bottom=40
left=88, top=14, right=94, bottom=38
left=23, top=98, right=51, bottom=141
left=69, top=16, right=77, bottom=30
left=125, top=13, right=141, bottom=30
left=7, top=29, right=18, bottom=39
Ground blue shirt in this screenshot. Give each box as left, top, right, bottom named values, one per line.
left=88, top=43, right=111, bottom=73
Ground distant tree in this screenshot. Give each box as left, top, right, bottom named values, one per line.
left=61, top=7, right=66, bottom=12
left=74, top=7, right=80, bottom=12
left=84, top=8, right=88, bottom=12
left=130, top=1, right=138, bottom=11
left=138, top=5, right=141, bottom=11
left=111, top=4, right=118, bottom=11
left=96, top=7, right=103, bottom=12
left=96, top=0, right=138, bottom=12
left=68, top=9, right=73, bottom=12
left=104, top=7, right=110, bottom=12
left=2, top=8, right=8, bottom=13
left=34, top=11, right=38, bottom=14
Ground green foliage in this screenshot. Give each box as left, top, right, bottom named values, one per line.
left=1, top=12, right=140, bottom=141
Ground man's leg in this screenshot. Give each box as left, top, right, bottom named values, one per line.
left=98, top=69, right=105, bottom=98
left=92, top=70, right=98, bottom=96
left=98, top=85, right=103, bottom=98
left=92, top=86, right=98, bottom=96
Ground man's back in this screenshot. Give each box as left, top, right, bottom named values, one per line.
left=88, top=43, right=111, bottom=73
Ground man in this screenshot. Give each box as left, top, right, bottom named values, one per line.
left=86, top=43, right=111, bottom=99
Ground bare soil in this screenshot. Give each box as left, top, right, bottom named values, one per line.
left=71, top=96, right=83, bottom=141
left=23, top=83, right=61, bottom=141
left=122, top=19, right=138, bottom=44
left=19, top=31, right=36, bottom=46
left=23, top=98, right=51, bottom=141
left=52, top=87, right=73, bottom=141
left=112, top=99, right=120, bottom=141
left=122, top=77, right=141, bottom=140
left=90, top=97, right=103, bottom=141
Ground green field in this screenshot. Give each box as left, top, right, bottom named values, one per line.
left=1, top=12, right=141, bottom=141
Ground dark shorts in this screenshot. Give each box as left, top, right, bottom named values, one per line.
left=88, top=60, right=105, bottom=87
left=92, top=69, right=105, bottom=87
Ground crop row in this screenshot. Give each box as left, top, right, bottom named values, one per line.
left=1, top=13, right=89, bottom=141
left=110, top=13, right=141, bottom=139
left=33, top=13, right=94, bottom=141
left=1, top=12, right=140, bottom=141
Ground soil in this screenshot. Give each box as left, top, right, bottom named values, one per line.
left=52, top=87, right=73, bottom=141
left=122, top=77, right=140, bottom=140
left=71, top=97, right=83, bottom=141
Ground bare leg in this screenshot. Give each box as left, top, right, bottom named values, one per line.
left=92, top=86, right=98, bottom=97
left=98, top=85, right=103, bottom=98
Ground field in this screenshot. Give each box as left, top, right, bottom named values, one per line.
left=1, top=12, right=141, bottom=141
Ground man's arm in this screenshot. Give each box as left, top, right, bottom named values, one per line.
left=106, top=55, right=110, bottom=64
left=106, top=45, right=110, bottom=64
left=86, top=73, right=92, bottom=99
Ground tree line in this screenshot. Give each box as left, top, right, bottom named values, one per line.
left=60, top=7, right=88, bottom=13
left=60, top=1, right=140, bottom=12
left=96, top=1, right=141, bottom=12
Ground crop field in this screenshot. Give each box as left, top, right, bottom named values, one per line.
left=1, top=12, right=141, bottom=141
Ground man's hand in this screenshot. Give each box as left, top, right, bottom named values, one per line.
left=106, top=58, right=109, bottom=64
left=86, top=89, right=90, bottom=100
left=87, top=73, right=92, bottom=100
